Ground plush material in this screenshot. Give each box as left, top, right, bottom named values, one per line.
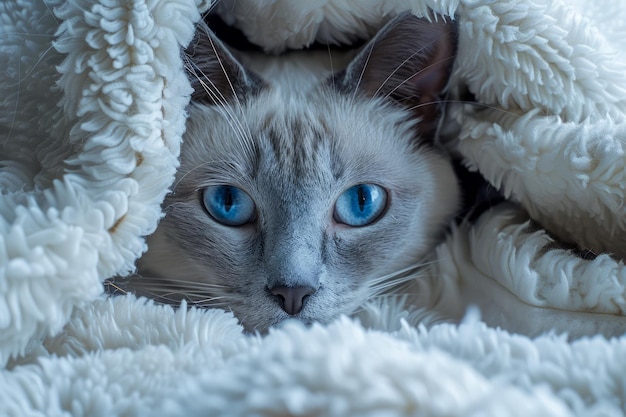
left=1, top=0, right=626, bottom=415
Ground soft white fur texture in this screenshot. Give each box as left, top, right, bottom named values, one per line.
left=1, top=0, right=626, bottom=415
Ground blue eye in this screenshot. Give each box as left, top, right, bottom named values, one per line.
left=334, top=184, right=388, bottom=227
left=203, top=185, right=256, bottom=226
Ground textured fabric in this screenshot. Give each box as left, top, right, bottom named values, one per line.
left=1, top=0, right=626, bottom=415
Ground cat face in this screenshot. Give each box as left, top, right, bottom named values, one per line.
left=133, top=13, right=460, bottom=333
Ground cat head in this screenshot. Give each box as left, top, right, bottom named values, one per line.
left=135, top=12, right=460, bottom=333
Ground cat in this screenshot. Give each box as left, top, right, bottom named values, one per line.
left=119, top=12, right=461, bottom=333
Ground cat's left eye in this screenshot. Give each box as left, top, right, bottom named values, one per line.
left=334, top=184, right=388, bottom=227
left=203, top=185, right=256, bottom=226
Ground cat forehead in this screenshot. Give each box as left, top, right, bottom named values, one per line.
left=184, top=87, right=423, bottom=185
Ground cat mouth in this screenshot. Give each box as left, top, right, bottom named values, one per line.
left=234, top=286, right=345, bottom=333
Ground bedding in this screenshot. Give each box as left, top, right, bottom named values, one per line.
left=1, top=0, right=626, bottom=415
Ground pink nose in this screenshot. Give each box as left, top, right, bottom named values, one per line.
left=270, top=286, right=316, bottom=315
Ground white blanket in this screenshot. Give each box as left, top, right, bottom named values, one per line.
left=2, top=0, right=626, bottom=415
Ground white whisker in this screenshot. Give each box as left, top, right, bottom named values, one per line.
left=350, top=43, right=373, bottom=104
left=382, top=55, right=456, bottom=101
left=184, top=54, right=256, bottom=163
left=407, top=99, right=520, bottom=118
left=204, top=26, right=245, bottom=112
left=198, top=25, right=257, bottom=158
left=365, top=260, right=437, bottom=298
left=372, top=41, right=433, bottom=98
left=327, top=43, right=335, bottom=90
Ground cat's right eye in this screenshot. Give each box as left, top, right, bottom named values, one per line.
left=203, top=185, right=256, bottom=226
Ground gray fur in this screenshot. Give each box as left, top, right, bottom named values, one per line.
left=128, top=13, right=461, bottom=333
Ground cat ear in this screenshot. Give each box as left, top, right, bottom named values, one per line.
left=184, top=24, right=265, bottom=105
left=337, top=12, right=458, bottom=136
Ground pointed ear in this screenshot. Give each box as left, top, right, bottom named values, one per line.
left=338, top=13, right=458, bottom=136
left=184, top=24, right=266, bottom=105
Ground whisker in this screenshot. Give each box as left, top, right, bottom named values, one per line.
left=365, top=260, right=438, bottom=298
left=104, top=280, right=128, bottom=295
left=153, top=290, right=228, bottom=302
left=367, top=259, right=436, bottom=286
left=130, top=281, right=229, bottom=291
left=22, top=43, right=58, bottom=79
left=196, top=24, right=257, bottom=157
left=130, top=289, right=185, bottom=304
left=184, top=54, right=256, bottom=162
left=42, top=0, right=60, bottom=26
left=327, top=42, right=335, bottom=90
left=203, top=25, right=245, bottom=113
left=127, top=287, right=230, bottom=310
left=383, top=55, right=457, bottom=101
left=186, top=62, right=234, bottom=115
left=372, top=38, right=437, bottom=98
left=129, top=275, right=230, bottom=289
left=170, top=157, right=214, bottom=192
left=350, top=42, right=374, bottom=104
left=169, top=157, right=255, bottom=197
left=4, top=44, right=22, bottom=146
left=407, top=99, right=521, bottom=118
left=191, top=298, right=230, bottom=307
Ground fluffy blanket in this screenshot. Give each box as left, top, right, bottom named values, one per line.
left=2, top=0, right=626, bottom=415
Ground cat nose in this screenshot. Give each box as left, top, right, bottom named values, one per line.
left=270, top=285, right=316, bottom=315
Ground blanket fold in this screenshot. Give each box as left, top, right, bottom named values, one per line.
left=2, top=0, right=626, bottom=415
